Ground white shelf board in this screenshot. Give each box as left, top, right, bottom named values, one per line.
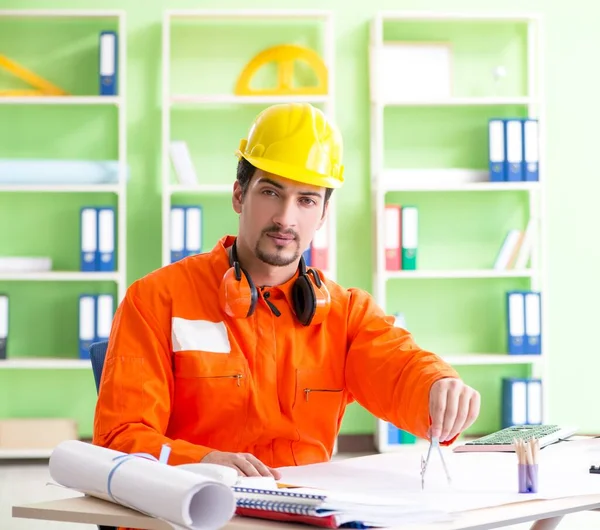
left=383, top=182, right=540, bottom=193
left=171, top=94, right=330, bottom=106
left=378, top=11, right=540, bottom=22
left=0, top=448, right=53, bottom=459
left=378, top=168, right=540, bottom=192
left=0, top=9, right=124, bottom=18
left=0, top=96, right=121, bottom=106
left=0, top=359, right=91, bottom=369
left=378, top=96, right=534, bottom=106
left=442, top=354, right=542, bottom=366
left=0, top=184, right=120, bottom=193
left=0, top=271, right=120, bottom=281
left=169, top=184, right=232, bottom=195
left=167, top=9, right=331, bottom=19
left=386, top=269, right=533, bottom=280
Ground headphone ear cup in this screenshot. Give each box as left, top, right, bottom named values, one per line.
left=219, top=266, right=258, bottom=318
left=292, top=270, right=331, bottom=326
left=291, top=275, right=316, bottom=326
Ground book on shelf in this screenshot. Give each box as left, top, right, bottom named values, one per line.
left=494, top=219, right=534, bottom=270
left=169, top=140, right=198, bottom=186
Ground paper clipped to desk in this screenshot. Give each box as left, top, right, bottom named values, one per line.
left=48, top=440, right=236, bottom=530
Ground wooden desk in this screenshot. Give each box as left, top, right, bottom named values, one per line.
left=12, top=492, right=600, bottom=530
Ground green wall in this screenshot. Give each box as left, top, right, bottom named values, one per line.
left=1, top=0, right=598, bottom=440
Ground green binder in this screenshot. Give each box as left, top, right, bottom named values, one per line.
left=402, top=206, right=418, bottom=270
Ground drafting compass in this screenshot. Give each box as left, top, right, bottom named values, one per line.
left=421, top=436, right=452, bottom=489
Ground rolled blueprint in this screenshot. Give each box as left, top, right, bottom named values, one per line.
left=49, top=440, right=236, bottom=530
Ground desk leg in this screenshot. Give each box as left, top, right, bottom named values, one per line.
left=529, top=516, right=564, bottom=530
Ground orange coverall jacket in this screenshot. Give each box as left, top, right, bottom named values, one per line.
left=93, top=235, right=460, bottom=468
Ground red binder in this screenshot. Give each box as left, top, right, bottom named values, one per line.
left=385, top=204, right=401, bottom=270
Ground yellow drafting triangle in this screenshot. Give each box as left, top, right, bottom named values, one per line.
left=0, top=54, right=69, bottom=96
left=234, top=44, right=328, bottom=96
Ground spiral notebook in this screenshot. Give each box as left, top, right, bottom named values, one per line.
left=232, top=486, right=450, bottom=528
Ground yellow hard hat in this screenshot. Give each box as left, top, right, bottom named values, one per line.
left=236, top=103, right=344, bottom=189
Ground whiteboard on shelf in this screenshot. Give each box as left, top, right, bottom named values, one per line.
left=377, top=41, right=452, bottom=101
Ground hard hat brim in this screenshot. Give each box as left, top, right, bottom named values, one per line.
left=237, top=151, right=343, bottom=190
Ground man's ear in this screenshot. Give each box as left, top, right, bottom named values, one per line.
left=232, top=181, right=243, bottom=214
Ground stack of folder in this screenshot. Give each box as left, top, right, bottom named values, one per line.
left=488, top=117, right=539, bottom=182
left=384, top=204, right=418, bottom=271
left=78, top=294, right=114, bottom=359
left=170, top=205, right=202, bottom=263
left=233, top=485, right=447, bottom=528
left=502, top=377, right=542, bottom=428
left=80, top=207, right=116, bottom=272
left=506, top=290, right=541, bottom=355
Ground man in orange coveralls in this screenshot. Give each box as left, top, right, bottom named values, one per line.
left=93, top=103, right=480, bottom=481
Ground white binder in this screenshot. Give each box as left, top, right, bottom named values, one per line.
left=185, top=207, right=202, bottom=256
left=0, top=294, right=8, bottom=359
left=80, top=208, right=97, bottom=272
left=170, top=206, right=185, bottom=262
left=96, top=294, right=114, bottom=342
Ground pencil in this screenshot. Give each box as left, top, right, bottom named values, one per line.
left=525, top=439, right=534, bottom=466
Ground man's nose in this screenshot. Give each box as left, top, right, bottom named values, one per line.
left=272, top=198, right=297, bottom=228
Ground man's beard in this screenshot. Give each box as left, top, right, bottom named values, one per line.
left=254, top=230, right=300, bottom=267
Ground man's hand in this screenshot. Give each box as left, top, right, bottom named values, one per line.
left=429, top=378, right=480, bottom=443
left=201, top=451, right=282, bottom=480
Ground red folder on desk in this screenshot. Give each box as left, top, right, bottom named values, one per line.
left=237, top=507, right=342, bottom=528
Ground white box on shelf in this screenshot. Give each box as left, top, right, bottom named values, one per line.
left=376, top=41, right=452, bottom=102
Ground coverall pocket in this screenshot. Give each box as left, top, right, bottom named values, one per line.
left=292, top=368, right=345, bottom=461
left=171, top=351, right=249, bottom=450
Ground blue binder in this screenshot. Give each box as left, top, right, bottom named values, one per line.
left=488, top=118, right=506, bottom=181
left=170, top=206, right=186, bottom=263
left=506, top=291, right=525, bottom=354
left=97, top=207, right=115, bottom=272
left=524, top=291, right=542, bottom=354
left=79, top=294, right=96, bottom=359
left=95, top=294, right=114, bottom=344
left=505, top=119, right=524, bottom=181
left=99, top=31, right=118, bottom=96
left=502, top=378, right=543, bottom=428
left=522, top=118, right=539, bottom=181
left=80, top=207, right=98, bottom=272
left=184, top=206, right=202, bottom=257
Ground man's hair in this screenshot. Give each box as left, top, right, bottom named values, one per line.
left=236, top=157, right=333, bottom=210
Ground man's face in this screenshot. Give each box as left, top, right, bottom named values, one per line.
left=233, top=169, right=328, bottom=267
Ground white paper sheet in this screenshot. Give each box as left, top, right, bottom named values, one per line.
left=48, top=440, right=236, bottom=530
left=278, top=439, right=600, bottom=515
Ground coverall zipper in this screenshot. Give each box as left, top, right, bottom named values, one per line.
left=304, top=388, right=343, bottom=401
left=199, top=374, right=243, bottom=386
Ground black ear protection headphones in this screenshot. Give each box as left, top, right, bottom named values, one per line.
left=218, top=239, right=331, bottom=326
